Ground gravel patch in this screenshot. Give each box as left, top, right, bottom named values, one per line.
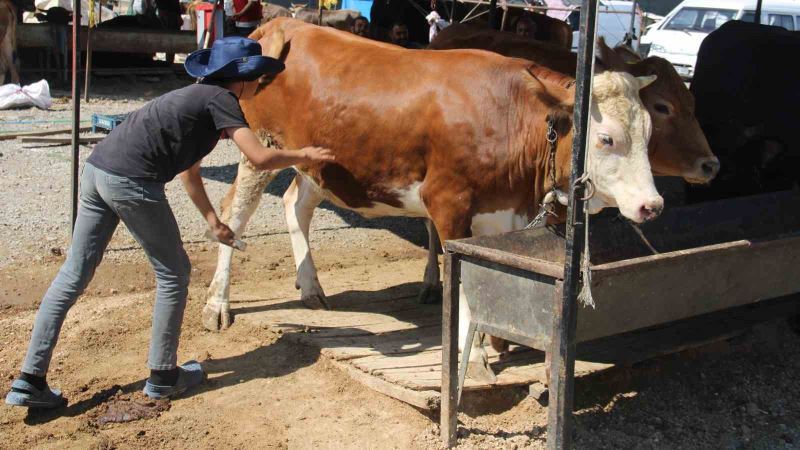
left=0, top=79, right=426, bottom=268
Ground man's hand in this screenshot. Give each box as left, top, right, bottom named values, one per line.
left=301, top=146, right=336, bottom=163
left=209, top=218, right=236, bottom=246
left=230, top=127, right=337, bottom=170
left=180, top=161, right=237, bottom=246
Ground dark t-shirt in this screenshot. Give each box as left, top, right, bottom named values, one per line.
left=88, top=84, right=249, bottom=182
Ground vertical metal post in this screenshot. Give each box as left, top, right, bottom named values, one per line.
left=440, top=251, right=461, bottom=448
left=84, top=27, right=92, bottom=102
left=754, top=0, right=763, bottom=24
left=488, top=0, right=499, bottom=29
left=546, top=0, right=598, bottom=448
left=628, top=0, right=637, bottom=42
left=70, top=0, right=82, bottom=233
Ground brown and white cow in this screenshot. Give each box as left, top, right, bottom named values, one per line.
left=429, top=23, right=720, bottom=184
left=203, top=18, right=662, bottom=380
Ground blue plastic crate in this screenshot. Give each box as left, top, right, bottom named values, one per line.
left=91, top=113, right=130, bottom=133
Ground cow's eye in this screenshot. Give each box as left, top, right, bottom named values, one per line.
left=598, top=134, right=614, bottom=147
left=654, top=102, right=670, bottom=115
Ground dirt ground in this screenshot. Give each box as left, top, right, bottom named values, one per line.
left=1, top=78, right=800, bottom=449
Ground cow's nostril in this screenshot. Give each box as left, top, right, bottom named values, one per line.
left=699, top=158, right=721, bottom=178
left=639, top=203, right=663, bottom=221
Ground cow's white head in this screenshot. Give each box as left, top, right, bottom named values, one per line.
left=586, top=72, right=664, bottom=223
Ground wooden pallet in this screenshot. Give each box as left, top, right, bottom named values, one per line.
left=230, top=262, right=611, bottom=411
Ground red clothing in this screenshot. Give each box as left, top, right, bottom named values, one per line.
left=233, top=0, right=262, bottom=23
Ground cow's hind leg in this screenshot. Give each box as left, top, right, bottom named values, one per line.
left=283, top=174, right=327, bottom=309
left=204, top=156, right=276, bottom=331
left=417, top=219, right=442, bottom=304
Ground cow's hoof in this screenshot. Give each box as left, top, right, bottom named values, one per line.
left=301, top=294, right=330, bottom=310
left=490, top=336, right=510, bottom=354
left=202, top=303, right=232, bottom=332
left=417, top=284, right=442, bottom=304
left=466, top=353, right=497, bottom=384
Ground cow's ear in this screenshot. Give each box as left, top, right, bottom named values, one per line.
left=596, top=37, right=626, bottom=71
left=613, top=45, right=643, bottom=63
left=636, top=75, right=657, bottom=90
left=547, top=109, right=573, bottom=138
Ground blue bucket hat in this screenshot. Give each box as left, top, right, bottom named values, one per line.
left=185, top=36, right=285, bottom=82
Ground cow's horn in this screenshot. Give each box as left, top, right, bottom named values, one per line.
left=636, top=75, right=657, bottom=89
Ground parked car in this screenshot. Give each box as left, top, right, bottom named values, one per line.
left=640, top=0, right=800, bottom=80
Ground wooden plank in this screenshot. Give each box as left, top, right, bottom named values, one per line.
left=0, top=126, right=90, bottom=141
left=242, top=299, right=433, bottom=331
left=20, top=136, right=104, bottom=145
left=329, top=360, right=441, bottom=411
left=352, top=345, right=540, bottom=375
left=17, top=24, right=198, bottom=54
left=269, top=307, right=431, bottom=334
left=288, top=327, right=442, bottom=361
left=306, top=320, right=440, bottom=340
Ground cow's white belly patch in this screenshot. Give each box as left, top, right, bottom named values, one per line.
left=470, top=209, right=528, bottom=236
left=298, top=172, right=429, bottom=219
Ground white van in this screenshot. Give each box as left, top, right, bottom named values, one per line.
left=567, top=0, right=645, bottom=51
left=640, top=0, right=800, bottom=80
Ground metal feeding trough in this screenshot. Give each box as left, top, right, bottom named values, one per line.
left=441, top=190, right=800, bottom=447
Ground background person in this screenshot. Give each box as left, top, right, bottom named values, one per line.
left=351, top=16, right=369, bottom=38
left=225, top=0, right=263, bottom=36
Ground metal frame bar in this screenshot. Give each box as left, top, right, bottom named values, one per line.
left=460, top=0, right=485, bottom=23
left=755, top=0, right=763, bottom=24
left=441, top=252, right=461, bottom=447
left=70, top=0, right=82, bottom=233
left=461, top=8, right=490, bottom=23
left=546, top=0, right=598, bottom=447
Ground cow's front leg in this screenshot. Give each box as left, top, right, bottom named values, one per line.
left=417, top=219, right=443, bottom=304
left=283, top=174, right=327, bottom=309
left=204, top=157, right=276, bottom=331
left=425, top=191, right=497, bottom=383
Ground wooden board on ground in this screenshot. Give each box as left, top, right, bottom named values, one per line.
left=0, top=126, right=91, bottom=141
left=230, top=261, right=613, bottom=411
left=20, top=136, right=104, bottom=145
left=230, top=259, right=792, bottom=411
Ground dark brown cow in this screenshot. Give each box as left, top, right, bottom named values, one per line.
left=203, top=18, right=663, bottom=380
left=430, top=23, right=720, bottom=184
left=290, top=6, right=360, bottom=30
left=260, top=3, right=293, bottom=24
left=0, top=0, right=33, bottom=84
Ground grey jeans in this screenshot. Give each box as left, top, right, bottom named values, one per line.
left=22, top=163, right=191, bottom=375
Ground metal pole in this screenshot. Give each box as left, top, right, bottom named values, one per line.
left=84, top=27, right=92, bottom=102
left=440, top=252, right=461, bottom=448
left=546, top=0, right=598, bottom=448
left=488, top=0, right=499, bottom=29
left=70, top=0, right=82, bottom=233
left=754, top=0, right=763, bottom=24
left=627, top=0, right=637, bottom=43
